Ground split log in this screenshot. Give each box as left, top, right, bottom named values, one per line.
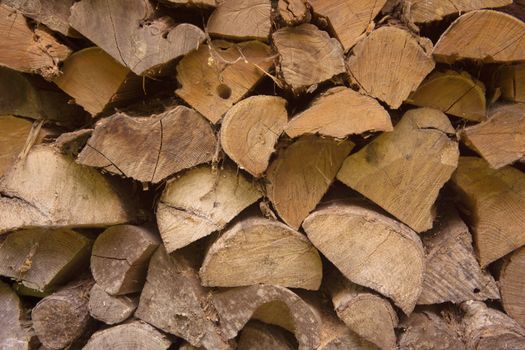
left=494, top=64, right=525, bottom=102
left=220, top=95, right=288, bottom=177
left=156, top=166, right=262, bottom=252
left=433, top=10, right=525, bottom=63
left=403, top=0, right=512, bottom=23
left=284, top=86, right=393, bottom=138
left=337, top=108, right=459, bottom=232
left=54, top=128, right=93, bottom=156
left=407, top=70, right=486, bottom=121
left=88, top=284, right=137, bottom=325
left=69, top=0, right=205, bottom=76
left=0, top=281, right=35, bottom=350
left=91, top=225, right=160, bottom=295
left=238, top=321, right=296, bottom=350
left=199, top=217, right=323, bottom=290
left=277, top=0, right=310, bottom=25
left=499, top=246, right=525, bottom=329
left=451, top=157, right=525, bottom=266
left=266, top=135, right=353, bottom=229
left=0, top=228, right=92, bottom=292
left=160, top=0, right=216, bottom=6
left=272, top=23, right=345, bottom=92
left=347, top=26, right=434, bottom=109
left=77, top=105, right=216, bottom=183
left=179, top=343, right=206, bottom=350
left=0, top=145, right=140, bottom=234
left=0, top=116, right=33, bottom=177
left=176, top=40, right=274, bottom=123
left=303, top=201, right=425, bottom=315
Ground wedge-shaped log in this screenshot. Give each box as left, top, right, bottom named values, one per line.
left=88, top=284, right=137, bottom=325
left=0, top=281, right=35, bottom=349
left=499, top=246, right=525, bottom=329
left=238, top=321, right=296, bottom=350
left=404, top=0, right=511, bottom=23
left=495, top=64, right=525, bottom=103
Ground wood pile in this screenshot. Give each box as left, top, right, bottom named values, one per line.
left=2, top=0, right=525, bottom=349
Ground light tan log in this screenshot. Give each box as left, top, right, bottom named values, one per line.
left=176, top=40, right=273, bottom=123
left=77, top=105, right=216, bottom=183
left=337, top=108, right=459, bottom=232
left=495, top=64, right=525, bottom=103
left=88, top=284, right=137, bottom=325
left=451, top=157, right=525, bottom=266
left=0, top=281, right=35, bottom=349
left=500, top=246, right=525, bottom=329
left=403, top=0, right=512, bottom=23
left=91, top=225, right=160, bottom=295
left=267, top=135, right=353, bottom=229
left=303, top=201, right=425, bottom=315
left=285, top=87, right=393, bottom=138
left=156, top=166, right=262, bottom=252
left=200, top=217, right=323, bottom=290
left=238, top=321, right=296, bottom=350
left=347, top=26, right=434, bottom=109
left=220, top=95, right=288, bottom=177
left=434, top=10, right=525, bottom=63
left=272, top=23, right=345, bottom=92
left=0, top=116, right=33, bottom=177
left=277, top=0, right=310, bottom=25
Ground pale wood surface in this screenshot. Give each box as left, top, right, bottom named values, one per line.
left=0, top=281, right=35, bottom=350
left=0, top=116, right=33, bottom=177
left=404, top=0, right=512, bottom=23
left=88, top=284, right=137, bottom=325
left=500, top=246, right=525, bottom=329
left=495, top=64, right=525, bottom=103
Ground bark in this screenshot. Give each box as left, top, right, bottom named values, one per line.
left=499, top=246, right=525, bottom=329
left=88, top=284, right=138, bottom=325
left=0, top=281, right=36, bottom=350
left=54, top=129, right=93, bottom=156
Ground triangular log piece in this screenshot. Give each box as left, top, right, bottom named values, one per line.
left=238, top=321, right=297, bottom=350
left=277, top=0, right=310, bottom=25
left=403, top=0, right=512, bottom=23
left=494, top=64, right=525, bottom=103
left=54, top=129, right=93, bottom=156
left=0, top=281, right=36, bottom=349
left=499, top=246, right=525, bottom=329
left=88, top=284, right=137, bottom=325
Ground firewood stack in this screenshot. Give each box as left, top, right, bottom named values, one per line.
left=3, top=0, right=525, bottom=349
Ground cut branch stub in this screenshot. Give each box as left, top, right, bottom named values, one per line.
left=200, top=217, right=323, bottom=290
left=404, top=0, right=512, bottom=23
left=77, top=105, right=216, bottom=183
left=238, top=321, right=296, bottom=350
left=347, top=26, right=435, bottom=109
left=303, top=201, right=425, bottom=315
left=433, top=10, right=525, bottom=63
left=0, top=281, right=35, bottom=349
left=337, top=108, right=459, bottom=232
left=220, top=95, right=288, bottom=177
left=500, top=246, right=525, bottom=329
left=69, top=0, right=205, bottom=76
left=495, top=64, right=525, bottom=102
left=88, top=284, right=137, bottom=325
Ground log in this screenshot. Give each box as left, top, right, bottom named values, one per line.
left=284, top=86, right=393, bottom=139
left=156, top=165, right=261, bottom=252
left=272, top=23, right=345, bottom=92
left=266, top=135, right=353, bottom=229
left=403, top=0, right=512, bottom=23
left=494, top=64, right=525, bottom=103
left=199, top=216, right=323, bottom=289
left=277, top=0, right=310, bottom=25
left=69, top=0, right=206, bottom=76
left=337, top=108, right=459, bottom=232
left=88, top=284, right=137, bottom=325
left=407, top=70, right=486, bottom=122
left=0, top=116, right=33, bottom=177
left=54, top=128, right=93, bottom=156
left=77, top=105, right=216, bottom=183
left=220, top=95, right=288, bottom=177
left=0, top=281, right=36, bottom=350
left=499, top=246, right=525, bottom=329
left=347, top=26, right=434, bottom=109
left=303, top=201, right=425, bottom=315
left=238, top=321, right=296, bottom=350
left=433, top=10, right=525, bottom=63
left=91, top=225, right=160, bottom=295
left=160, top=0, right=215, bottom=6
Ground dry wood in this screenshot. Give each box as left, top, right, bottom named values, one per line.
left=494, top=64, right=525, bottom=102
left=0, top=116, right=33, bottom=177
left=176, top=40, right=274, bottom=123
left=266, top=135, right=353, bottom=229
left=54, top=128, right=93, bottom=156
left=403, top=0, right=512, bottom=23
left=77, top=105, right=216, bottom=183
left=303, top=201, right=425, bottom=315
left=433, top=10, right=525, bottom=63
left=499, top=246, right=525, bottom=329
left=277, top=0, right=310, bottom=25
left=220, top=95, right=288, bottom=177
left=347, top=26, right=434, bottom=109
left=156, top=166, right=262, bottom=252
left=337, top=108, right=459, bottom=232
left=160, top=0, right=216, bottom=6
left=88, top=284, right=137, bottom=325
left=285, top=87, right=393, bottom=138
left=238, top=321, right=296, bottom=350
left=91, top=225, right=160, bottom=295
left=0, top=280, right=35, bottom=350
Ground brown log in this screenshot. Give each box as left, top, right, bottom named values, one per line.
left=0, top=281, right=36, bottom=349
left=54, top=128, right=93, bottom=156
left=277, top=0, right=310, bottom=25
left=499, top=246, right=525, bottom=329
left=238, top=321, right=296, bottom=350
left=160, top=0, right=216, bottom=6
left=91, top=225, right=160, bottom=295
left=494, top=64, right=525, bottom=103
left=403, top=0, right=512, bottom=23
left=0, top=116, right=33, bottom=177
left=88, top=284, right=137, bottom=325
left=337, top=108, right=459, bottom=232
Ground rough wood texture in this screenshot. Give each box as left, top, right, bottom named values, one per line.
left=434, top=10, right=525, bottom=63
left=277, top=0, right=310, bottom=25
left=337, top=108, right=459, bottom=232
left=91, top=225, right=160, bottom=295
left=221, top=95, right=288, bottom=177
left=495, top=64, right=525, bottom=103
left=160, top=0, right=216, bottom=6
left=267, top=136, right=353, bottom=229
left=285, top=87, right=393, bottom=138
left=77, top=105, right=216, bottom=183
left=88, top=284, right=137, bottom=325
left=347, top=26, right=434, bottom=109
left=0, top=281, right=35, bottom=350
left=176, top=40, right=273, bottom=123
left=156, top=166, right=262, bottom=252
left=0, top=116, right=33, bottom=177
left=54, top=129, right=93, bottom=156
left=403, top=0, right=512, bottom=23
left=500, top=246, right=525, bottom=329
left=272, top=24, right=345, bottom=91
left=303, top=201, right=425, bottom=315
left=238, top=321, right=296, bottom=350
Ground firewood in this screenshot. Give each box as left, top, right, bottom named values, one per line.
left=461, top=103, right=525, bottom=169
left=272, top=23, right=345, bottom=92
left=88, top=284, right=137, bottom=325
left=434, top=10, right=525, bottom=64
left=284, top=86, right=393, bottom=138
left=451, top=157, right=525, bottom=266
left=0, top=145, right=140, bottom=234
left=402, top=0, right=512, bottom=23
left=267, top=136, right=353, bottom=229
left=0, top=116, right=33, bottom=177
left=179, top=343, right=206, bottom=350
left=347, top=26, right=434, bottom=109
left=220, top=95, right=288, bottom=177
left=200, top=217, right=322, bottom=289
left=499, top=246, right=525, bottom=329
left=54, top=128, right=93, bottom=156
left=160, top=0, right=215, bottom=6
left=91, top=225, right=160, bottom=295
left=407, top=70, right=486, bottom=122
left=238, top=321, right=296, bottom=350
left=69, top=0, right=205, bottom=76
left=494, top=64, right=525, bottom=102
left=303, top=201, right=425, bottom=315
left=0, top=281, right=36, bottom=349
left=156, top=166, right=261, bottom=252
left=176, top=40, right=274, bottom=123
left=337, top=108, right=459, bottom=232
left=77, top=105, right=216, bottom=183
left=277, top=0, right=310, bottom=25
left=0, top=228, right=92, bottom=292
